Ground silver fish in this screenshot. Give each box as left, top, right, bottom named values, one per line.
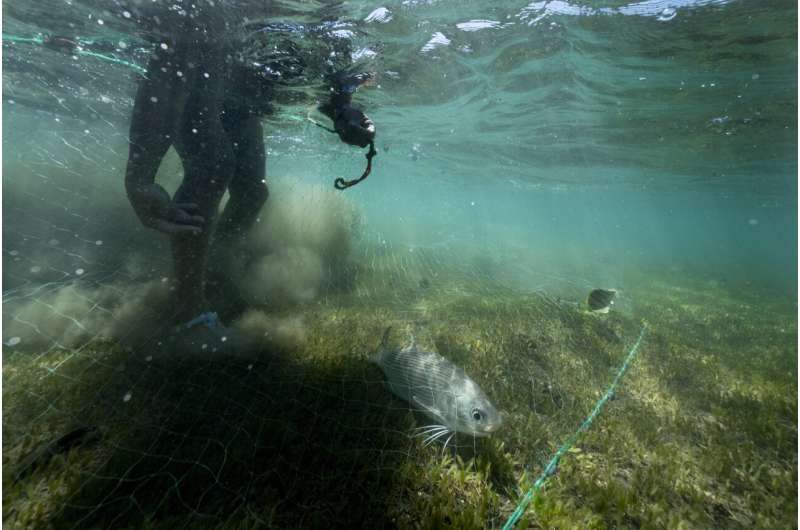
left=587, top=288, right=617, bottom=313
left=371, top=328, right=503, bottom=446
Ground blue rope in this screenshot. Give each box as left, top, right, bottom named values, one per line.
left=2, top=34, right=146, bottom=75
left=76, top=49, right=147, bottom=74
left=502, top=322, right=648, bottom=530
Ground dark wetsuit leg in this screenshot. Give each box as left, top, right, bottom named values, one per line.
left=206, top=113, right=268, bottom=316
left=172, top=42, right=234, bottom=221
left=215, top=113, right=269, bottom=242
left=168, top=18, right=235, bottom=320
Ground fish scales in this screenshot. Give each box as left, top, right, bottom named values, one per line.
left=372, top=333, right=503, bottom=437
left=377, top=349, right=464, bottom=409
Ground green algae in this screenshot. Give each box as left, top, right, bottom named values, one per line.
left=2, top=258, right=796, bottom=529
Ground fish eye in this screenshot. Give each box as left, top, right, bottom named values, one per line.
left=471, top=408, right=483, bottom=422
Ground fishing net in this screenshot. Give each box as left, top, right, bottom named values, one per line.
left=2, top=110, right=642, bottom=528
left=4, top=2, right=794, bottom=530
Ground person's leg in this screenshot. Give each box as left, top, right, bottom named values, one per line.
left=170, top=30, right=234, bottom=323
left=171, top=139, right=233, bottom=323
left=215, top=115, right=269, bottom=245
left=204, top=115, right=268, bottom=317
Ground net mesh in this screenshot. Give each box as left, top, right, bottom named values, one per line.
left=5, top=27, right=795, bottom=527
left=3, top=10, right=647, bottom=529
left=2, top=121, right=643, bottom=527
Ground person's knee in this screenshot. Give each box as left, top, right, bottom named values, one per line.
left=252, top=181, right=269, bottom=208
left=174, top=176, right=232, bottom=225
left=232, top=180, right=269, bottom=210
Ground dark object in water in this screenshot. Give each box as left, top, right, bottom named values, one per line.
left=334, top=141, right=377, bottom=190
left=13, top=426, right=101, bottom=483
left=306, top=118, right=377, bottom=190
left=42, top=35, right=78, bottom=52
left=587, top=288, right=617, bottom=313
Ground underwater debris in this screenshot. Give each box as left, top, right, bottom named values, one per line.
left=13, top=426, right=101, bottom=483
left=587, top=288, right=617, bottom=313
left=371, top=328, right=503, bottom=448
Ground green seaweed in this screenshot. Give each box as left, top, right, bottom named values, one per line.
left=2, top=249, right=796, bottom=529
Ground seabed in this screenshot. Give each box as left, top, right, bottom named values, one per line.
left=2, top=252, right=796, bottom=529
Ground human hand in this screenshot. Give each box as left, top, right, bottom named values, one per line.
left=126, top=183, right=205, bottom=236
left=333, top=105, right=376, bottom=148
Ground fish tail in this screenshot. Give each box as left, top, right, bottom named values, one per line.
left=371, top=326, right=392, bottom=364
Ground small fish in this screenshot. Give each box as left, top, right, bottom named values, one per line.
left=371, top=328, right=503, bottom=448
left=587, top=288, right=617, bottom=313
left=13, top=426, right=101, bottom=483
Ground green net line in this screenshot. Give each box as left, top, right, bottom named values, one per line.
left=2, top=34, right=147, bottom=75
left=3, top=35, right=44, bottom=45
left=502, top=322, right=648, bottom=530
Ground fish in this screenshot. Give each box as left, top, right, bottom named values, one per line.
left=371, top=328, right=503, bottom=448
left=587, top=288, right=617, bottom=313
left=13, top=426, right=101, bottom=483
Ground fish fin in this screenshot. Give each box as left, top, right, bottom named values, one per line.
left=381, top=326, right=392, bottom=350
left=411, top=395, right=443, bottom=421
left=371, top=327, right=393, bottom=363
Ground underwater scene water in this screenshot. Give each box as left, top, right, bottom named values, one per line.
left=2, top=0, right=797, bottom=528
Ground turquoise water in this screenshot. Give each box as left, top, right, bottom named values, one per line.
left=4, top=0, right=796, bottom=294
left=2, top=1, right=797, bottom=528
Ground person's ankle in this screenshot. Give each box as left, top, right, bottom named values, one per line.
left=173, top=304, right=211, bottom=325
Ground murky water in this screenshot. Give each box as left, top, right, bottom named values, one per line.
left=2, top=1, right=797, bottom=528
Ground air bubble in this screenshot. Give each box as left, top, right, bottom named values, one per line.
left=123, top=391, right=132, bottom=402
